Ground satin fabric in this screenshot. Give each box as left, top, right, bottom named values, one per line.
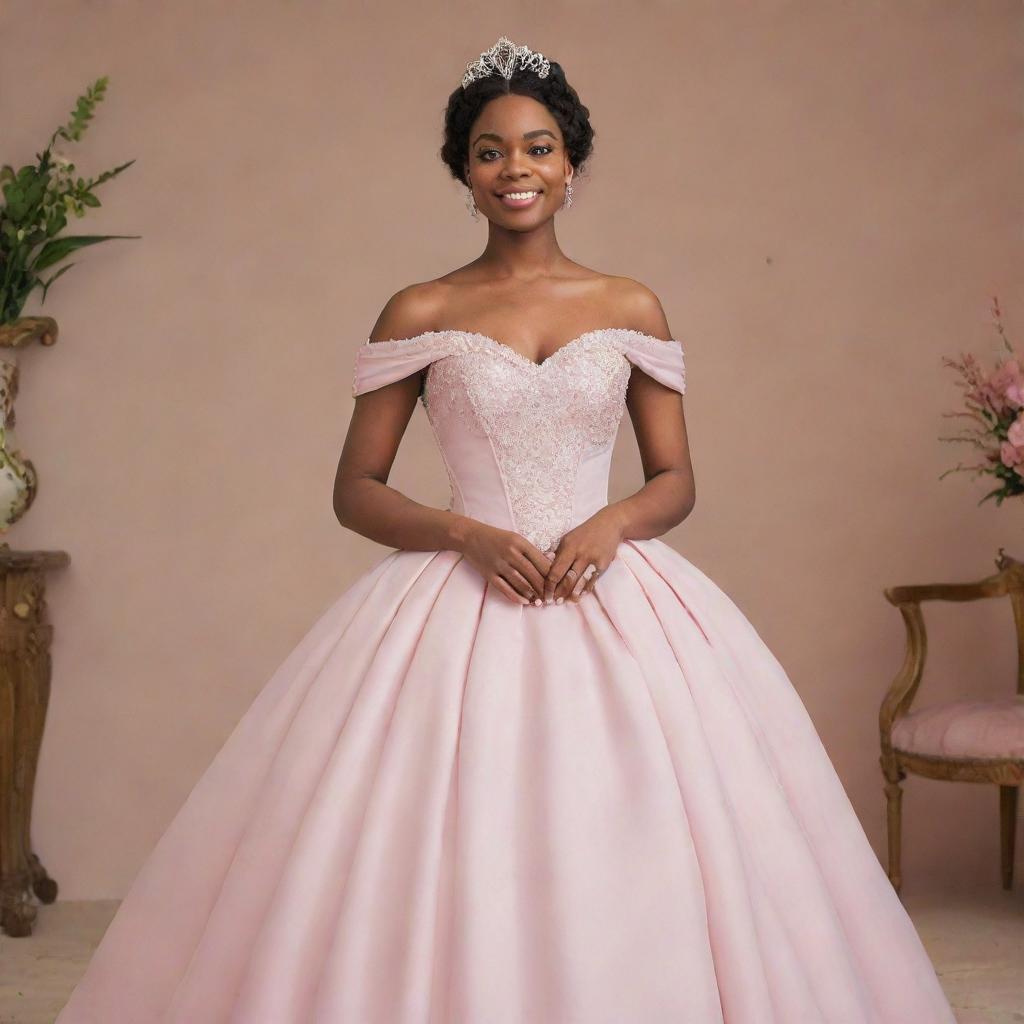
left=56, top=330, right=956, bottom=1022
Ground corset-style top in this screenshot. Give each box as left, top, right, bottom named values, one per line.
left=351, top=328, right=686, bottom=553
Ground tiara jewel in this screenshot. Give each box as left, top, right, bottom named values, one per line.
left=461, top=36, right=551, bottom=89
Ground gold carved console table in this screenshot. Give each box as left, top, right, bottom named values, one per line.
left=0, top=542, right=69, bottom=936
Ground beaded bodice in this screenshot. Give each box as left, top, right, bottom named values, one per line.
left=351, top=328, right=686, bottom=553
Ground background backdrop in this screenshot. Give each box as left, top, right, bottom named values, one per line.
left=1, top=0, right=1020, bottom=899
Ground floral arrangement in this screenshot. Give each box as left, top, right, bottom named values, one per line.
left=0, top=75, right=137, bottom=325
left=940, top=295, right=1021, bottom=505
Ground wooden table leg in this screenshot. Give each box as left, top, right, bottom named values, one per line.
left=0, top=551, right=69, bottom=937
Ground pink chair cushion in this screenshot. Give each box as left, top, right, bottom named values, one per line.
left=891, top=696, right=1024, bottom=759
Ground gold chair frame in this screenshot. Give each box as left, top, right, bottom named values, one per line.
left=879, top=548, right=1024, bottom=894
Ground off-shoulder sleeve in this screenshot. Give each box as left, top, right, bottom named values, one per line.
left=613, top=330, right=686, bottom=395
left=351, top=333, right=452, bottom=397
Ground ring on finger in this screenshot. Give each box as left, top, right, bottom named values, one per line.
left=571, top=564, right=593, bottom=598
left=578, top=563, right=600, bottom=597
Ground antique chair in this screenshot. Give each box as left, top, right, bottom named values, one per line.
left=879, top=548, right=1024, bottom=894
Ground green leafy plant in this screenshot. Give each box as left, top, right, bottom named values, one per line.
left=0, top=76, right=139, bottom=324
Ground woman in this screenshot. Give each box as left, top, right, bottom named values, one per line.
left=57, top=36, right=957, bottom=1023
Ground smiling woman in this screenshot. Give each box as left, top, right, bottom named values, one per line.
left=440, top=40, right=593, bottom=223
left=54, top=34, right=960, bottom=1024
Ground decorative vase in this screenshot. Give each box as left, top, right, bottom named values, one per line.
left=0, top=317, right=57, bottom=530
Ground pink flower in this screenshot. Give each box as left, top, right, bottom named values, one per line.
left=941, top=298, right=1023, bottom=502
left=985, top=358, right=1024, bottom=413
left=1008, top=414, right=1024, bottom=447
left=1000, top=439, right=1023, bottom=468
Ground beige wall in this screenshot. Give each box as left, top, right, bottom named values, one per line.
left=1, top=1, right=1019, bottom=899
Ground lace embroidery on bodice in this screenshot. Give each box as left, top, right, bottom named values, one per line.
left=351, top=328, right=686, bottom=552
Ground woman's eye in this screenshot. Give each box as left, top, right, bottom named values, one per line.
left=477, top=146, right=553, bottom=161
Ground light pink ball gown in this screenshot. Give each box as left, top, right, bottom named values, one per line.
left=56, top=328, right=957, bottom=1022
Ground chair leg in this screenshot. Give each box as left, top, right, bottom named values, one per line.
left=999, top=784, right=1018, bottom=891
left=881, top=760, right=905, bottom=895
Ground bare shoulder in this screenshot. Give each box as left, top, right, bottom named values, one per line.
left=367, top=279, right=447, bottom=344
left=605, top=275, right=673, bottom=342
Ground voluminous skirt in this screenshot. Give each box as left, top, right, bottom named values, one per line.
left=56, top=538, right=956, bottom=1023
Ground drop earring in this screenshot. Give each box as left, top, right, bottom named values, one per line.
left=465, top=186, right=479, bottom=221
left=562, top=177, right=574, bottom=210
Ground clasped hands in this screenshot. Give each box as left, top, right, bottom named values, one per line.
left=459, top=507, right=624, bottom=607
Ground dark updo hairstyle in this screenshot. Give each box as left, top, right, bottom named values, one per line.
left=440, top=54, right=595, bottom=187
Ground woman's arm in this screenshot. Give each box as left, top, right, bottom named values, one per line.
left=333, top=284, right=477, bottom=553
left=604, top=280, right=696, bottom=541
left=335, top=284, right=553, bottom=604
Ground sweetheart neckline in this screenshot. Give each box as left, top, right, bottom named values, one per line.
left=363, top=327, right=680, bottom=370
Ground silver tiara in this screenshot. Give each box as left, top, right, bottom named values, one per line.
left=461, top=36, right=551, bottom=89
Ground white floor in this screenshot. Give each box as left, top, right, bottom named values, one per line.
left=1, top=884, right=1022, bottom=1023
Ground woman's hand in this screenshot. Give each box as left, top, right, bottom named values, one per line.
left=544, top=508, right=624, bottom=604
left=458, top=521, right=554, bottom=605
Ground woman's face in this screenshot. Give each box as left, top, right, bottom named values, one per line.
left=464, top=93, right=573, bottom=228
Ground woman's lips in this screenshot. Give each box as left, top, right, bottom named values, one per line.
left=497, top=190, right=542, bottom=208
